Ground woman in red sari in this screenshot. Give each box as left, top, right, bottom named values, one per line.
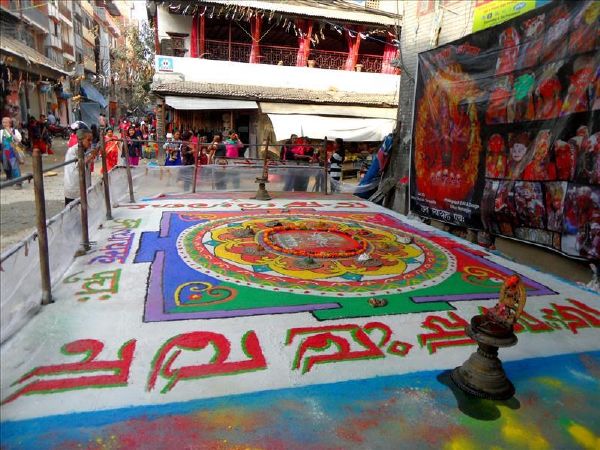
left=101, top=128, right=120, bottom=174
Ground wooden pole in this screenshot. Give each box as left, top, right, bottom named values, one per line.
left=228, top=22, right=232, bottom=61
left=159, top=99, right=166, bottom=158
left=323, top=137, right=328, bottom=195
left=121, top=139, right=136, bottom=203
left=32, top=148, right=53, bottom=305
left=261, top=136, right=270, bottom=179
left=99, top=131, right=113, bottom=219
left=192, top=140, right=199, bottom=193
left=154, top=16, right=160, bottom=55
left=76, top=136, right=91, bottom=253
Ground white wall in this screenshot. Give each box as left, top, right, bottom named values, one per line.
left=155, top=56, right=400, bottom=97
left=157, top=5, right=193, bottom=57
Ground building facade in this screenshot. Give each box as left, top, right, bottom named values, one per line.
left=1, top=0, right=134, bottom=127
left=148, top=0, right=401, bottom=159
left=0, top=0, right=71, bottom=125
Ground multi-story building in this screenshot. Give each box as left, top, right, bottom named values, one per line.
left=1, top=0, right=129, bottom=127
left=108, top=0, right=137, bottom=120
left=79, top=0, right=97, bottom=75
left=0, top=0, right=72, bottom=124
left=74, top=0, right=122, bottom=125
left=148, top=0, right=401, bottom=159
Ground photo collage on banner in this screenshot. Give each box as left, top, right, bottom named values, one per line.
left=410, top=0, right=600, bottom=260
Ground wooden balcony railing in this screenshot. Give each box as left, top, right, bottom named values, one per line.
left=203, top=40, right=384, bottom=73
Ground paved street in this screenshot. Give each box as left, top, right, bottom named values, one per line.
left=1, top=139, right=69, bottom=251
left=1, top=0, right=599, bottom=448
left=1, top=193, right=598, bottom=449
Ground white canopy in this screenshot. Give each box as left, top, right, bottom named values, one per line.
left=267, top=114, right=396, bottom=142
left=165, top=96, right=258, bottom=110
left=260, top=102, right=397, bottom=119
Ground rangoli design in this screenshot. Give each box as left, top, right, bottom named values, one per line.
left=134, top=210, right=555, bottom=322
left=176, top=215, right=454, bottom=296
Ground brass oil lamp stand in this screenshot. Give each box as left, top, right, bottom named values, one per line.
left=451, top=275, right=527, bottom=400
left=254, top=137, right=272, bottom=201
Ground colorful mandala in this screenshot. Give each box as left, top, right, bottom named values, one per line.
left=176, top=215, right=456, bottom=297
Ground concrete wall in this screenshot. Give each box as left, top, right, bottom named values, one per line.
left=156, top=4, right=193, bottom=56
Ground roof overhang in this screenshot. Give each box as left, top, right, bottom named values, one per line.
left=153, top=81, right=398, bottom=107
left=81, top=81, right=108, bottom=108
left=1, top=36, right=70, bottom=77
left=165, top=96, right=258, bottom=110
left=158, top=0, right=401, bottom=26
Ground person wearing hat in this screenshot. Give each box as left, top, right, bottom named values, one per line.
left=64, top=121, right=99, bottom=205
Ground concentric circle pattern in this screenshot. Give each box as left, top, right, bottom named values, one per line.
left=176, top=215, right=455, bottom=297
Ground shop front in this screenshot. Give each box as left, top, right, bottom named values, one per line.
left=163, top=96, right=260, bottom=155
left=1, top=35, right=70, bottom=126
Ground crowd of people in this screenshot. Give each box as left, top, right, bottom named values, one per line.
left=2, top=109, right=350, bottom=201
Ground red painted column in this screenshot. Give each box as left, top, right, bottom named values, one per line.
left=249, top=16, right=262, bottom=63
left=344, top=27, right=362, bottom=71
left=190, top=15, right=198, bottom=57
left=199, top=14, right=205, bottom=57
left=296, top=20, right=313, bottom=67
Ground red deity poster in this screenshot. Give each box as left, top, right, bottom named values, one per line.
left=410, top=0, right=600, bottom=260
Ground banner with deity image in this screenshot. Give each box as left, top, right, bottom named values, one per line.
left=410, top=0, right=599, bottom=260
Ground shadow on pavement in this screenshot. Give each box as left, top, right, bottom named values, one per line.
left=437, top=370, right=521, bottom=421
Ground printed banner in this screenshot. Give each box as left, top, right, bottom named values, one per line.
left=472, top=0, right=550, bottom=32
left=410, top=0, right=600, bottom=260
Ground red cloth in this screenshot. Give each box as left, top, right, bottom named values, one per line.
left=102, top=138, right=120, bottom=174
left=68, top=134, right=77, bottom=148
left=249, top=16, right=262, bottom=64
left=381, top=34, right=399, bottom=74
left=296, top=20, right=313, bottom=67
left=190, top=14, right=198, bottom=58
left=33, top=139, right=48, bottom=153
left=344, top=27, right=362, bottom=71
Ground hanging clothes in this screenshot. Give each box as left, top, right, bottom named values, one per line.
left=296, top=20, right=313, bottom=67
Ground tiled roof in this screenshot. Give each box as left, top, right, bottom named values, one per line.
left=159, top=0, right=401, bottom=26
left=152, top=81, right=398, bottom=107
left=0, top=36, right=70, bottom=76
